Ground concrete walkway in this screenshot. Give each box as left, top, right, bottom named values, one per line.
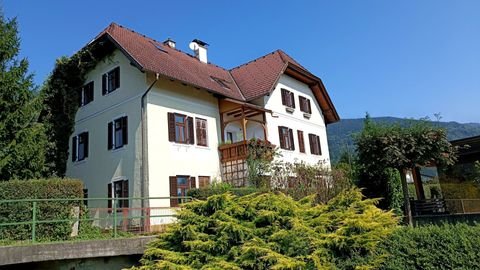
left=0, top=236, right=157, bottom=266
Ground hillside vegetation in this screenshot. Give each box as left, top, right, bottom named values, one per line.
left=327, top=117, right=480, bottom=162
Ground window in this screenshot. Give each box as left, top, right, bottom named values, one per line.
left=281, top=88, right=295, bottom=109
left=278, top=126, right=295, bottom=150
left=297, top=130, right=305, bottom=153
left=107, top=180, right=129, bottom=210
left=169, top=176, right=196, bottom=207
left=196, top=118, right=208, bottom=146
left=102, top=67, right=120, bottom=95
left=198, top=176, right=210, bottom=188
left=72, top=132, right=89, bottom=162
left=79, top=81, right=94, bottom=106
left=108, top=116, right=128, bottom=150
left=168, top=112, right=194, bottom=144
left=308, top=134, right=322, bottom=155
left=299, top=96, right=312, bottom=114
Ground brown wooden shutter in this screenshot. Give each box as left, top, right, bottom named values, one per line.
left=168, top=113, right=175, bottom=142
left=170, top=176, right=178, bottom=207
left=316, top=136, right=322, bottom=155
left=187, top=117, right=194, bottom=144
left=107, top=183, right=112, bottom=211
left=281, top=89, right=287, bottom=105
left=298, top=130, right=305, bottom=153
left=299, top=96, right=305, bottom=112
left=308, top=134, right=315, bottom=154
left=72, top=136, right=77, bottom=162
left=114, top=67, right=120, bottom=89
left=289, top=129, right=295, bottom=150
left=278, top=126, right=285, bottom=149
left=87, top=82, right=94, bottom=102
left=102, top=74, right=107, bottom=95
left=189, top=176, right=196, bottom=189
left=83, top=133, right=89, bottom=158
left=122, top=116, right=128, bottom=145
left=108, top=122, right=113, bottom=150
left=307, top=99, right=312, bottom=114
left=122, top=180, right=129, bottom=208
left=290, top=92, right=295, bottom=108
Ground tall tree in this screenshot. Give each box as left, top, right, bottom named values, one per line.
left=0, top=12, right=47, bottom=180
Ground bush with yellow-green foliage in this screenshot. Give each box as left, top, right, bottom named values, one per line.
left=133, top=189, right=397, bottom=270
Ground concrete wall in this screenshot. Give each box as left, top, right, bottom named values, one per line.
left=66, top=49, right=147, bottom=207
left=263, top=74, right=331, bottom=166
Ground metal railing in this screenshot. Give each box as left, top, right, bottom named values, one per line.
left=411, top=198, right=480, bottom=216
left=0, top=196, right=192, bottom=243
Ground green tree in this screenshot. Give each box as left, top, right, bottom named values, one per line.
left=355, top=115, right=457, bottom=224
left=0, top=12, right=46, bottom=180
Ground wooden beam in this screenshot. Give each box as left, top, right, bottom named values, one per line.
left=412, top=167, right=426, bottom=200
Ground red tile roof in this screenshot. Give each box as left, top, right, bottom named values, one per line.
left=90, top=23, right=339, bottom=123
left=99, top=23, right=245, bottom=100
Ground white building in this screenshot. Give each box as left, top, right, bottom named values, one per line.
left=66, top=23, right=339, bottom=217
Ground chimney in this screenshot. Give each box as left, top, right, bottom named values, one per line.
left=163, top=38, right=176, bottom=48
left=189, top=39, right=208, bottom=63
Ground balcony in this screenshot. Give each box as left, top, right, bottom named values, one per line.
left=219, top=141, right=248, bottom=163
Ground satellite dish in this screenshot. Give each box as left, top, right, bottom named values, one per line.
left=189, top=42, right=198, bottom=51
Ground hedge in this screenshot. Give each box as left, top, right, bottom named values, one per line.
left=380, top=223, right=480, bottom=270
left=0, top=178, right=84, bottom=241
left=187, top=185, right=263, bottom=200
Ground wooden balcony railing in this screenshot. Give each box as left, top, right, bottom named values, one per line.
left=218, top=141, right=248, bottom=163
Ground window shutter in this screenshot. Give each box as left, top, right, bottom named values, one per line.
left=187, top=117, right=194, bottom=144
left=168, top=113, right=175, bottom=142
left=72, top=136, right=77, bottom=162
left=278, top=126, right=285, bottom=149
left=289, top=129, right=295, bottom=150
left=307, top=99, right=312, bottom=114
left=114, top=67, right=120, bottom=89
left=308, top=134, right=315, bottom=154
left=298, top=130, right=305, bottom=153
left=290, top=92, right=295, bottom=108
left=108, top=122, right=113, bottom=150
left=170, top=176, right=178, bottom=207
left=102, top=74, right=107, bottom=95
left=122, top=116, right=128, bottom=145
left=299, top=96, right=304, bottom=112
left=281, top=89, right=287, bottom=105
left=87, top=82, right=94, bottom=103
left=83, top=133, right=89, bottom=158
left=107, top=183, right=112, bottom=211
left=189, top=176, right=196, bottom=189
left=78, top=89, right=83, bottom=107
left=317, top=136, right=322, bottom=155
left=122, top=180, right=129, bottom=208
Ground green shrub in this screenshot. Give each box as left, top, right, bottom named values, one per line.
left=133, top=188, right=398, bottom=269
left=187, top=182, right=263, bottom=200
left=0, top=178, right=84, bottom=241
left=380, top=223, right=480, bottom=270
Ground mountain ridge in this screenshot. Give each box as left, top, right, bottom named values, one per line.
left=327, top=117, right=480, bottom=163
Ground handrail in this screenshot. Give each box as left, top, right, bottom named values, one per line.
left=0, top=196, right=193, bottom=244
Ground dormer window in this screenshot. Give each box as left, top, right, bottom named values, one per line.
left=102, top=67, right=120, bottom=95
left=281, top=88, right=295, bottom=110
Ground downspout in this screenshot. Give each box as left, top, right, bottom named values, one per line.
left=141, top=73, right=160, bottom=212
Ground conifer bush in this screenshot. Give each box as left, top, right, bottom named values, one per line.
left=133, top=189, right=397, bottom=269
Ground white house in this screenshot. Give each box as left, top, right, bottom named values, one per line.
left=65, top=23, right=339, bottom=220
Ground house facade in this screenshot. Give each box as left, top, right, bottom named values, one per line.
left=65, top=23, right=339, bottom=215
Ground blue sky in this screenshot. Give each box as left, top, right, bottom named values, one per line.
left=2, top=0, right=479, bottom=123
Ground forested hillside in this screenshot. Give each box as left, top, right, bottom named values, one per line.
left=327, top=117, right=480, bottom=163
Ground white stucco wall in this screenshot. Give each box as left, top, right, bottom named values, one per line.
left=264, top=74, right=331, bottom=166
left=66, top=50, right=146, bottom=208
left=146, top=78, right=222, bottom=211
